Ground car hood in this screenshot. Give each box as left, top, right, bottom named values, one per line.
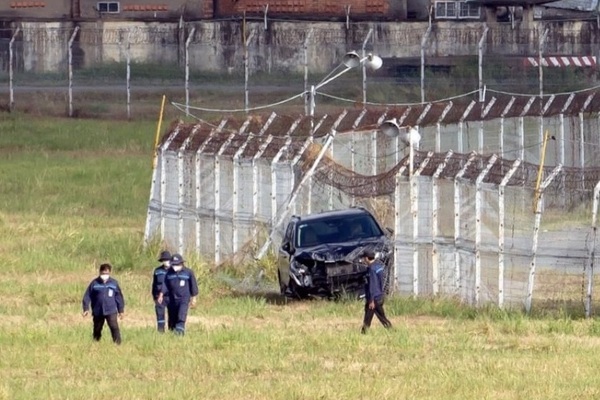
left=294, top=237, right=387, bottom=263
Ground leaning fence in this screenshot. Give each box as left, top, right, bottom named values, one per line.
left=144, top=87, right=600, bottom=315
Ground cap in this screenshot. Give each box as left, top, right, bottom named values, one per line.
left=171, top=253, right=185, bottom=266
left=158, top=250, right=172, bottom=262
left=362, top=249, right=376, bottom=260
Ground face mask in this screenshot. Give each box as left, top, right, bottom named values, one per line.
left=100, top=274, right=110, bottom=281
left=163, top=260, right=171, bottom=268
left=173, top=265, right=182, bottom=272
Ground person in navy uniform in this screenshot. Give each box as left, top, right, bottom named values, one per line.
left=152, top=250, right=171, bottom=332
left=360, top=249, right=392, bottom=334
left=82, top=263, right=125, bottom=344
left=157, top=253, right=198, bottom=335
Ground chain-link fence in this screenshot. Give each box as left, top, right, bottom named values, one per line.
left=144, top=91, right=600, bottom=315
left=1, top=21, right=599, bottom=118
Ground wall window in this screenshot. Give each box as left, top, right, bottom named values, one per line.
left=97, top=2, right=120, bottom=13
left=459, top=2, right=480, bottom=18
left=435, top=1, right=480, bottom=19
left=435, top=2, right=456, bottom=18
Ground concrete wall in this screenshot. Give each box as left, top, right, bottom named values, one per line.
left=2, top=19, right=600, bottom=73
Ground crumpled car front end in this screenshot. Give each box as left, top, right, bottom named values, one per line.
left=287, top=240, right=392, bottom=298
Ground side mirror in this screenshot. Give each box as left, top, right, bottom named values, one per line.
left=282, top=242, right=293, bottom=254
left=385, top=227, right=394, bottom=236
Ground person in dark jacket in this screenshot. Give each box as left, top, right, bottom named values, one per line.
left=157, top=253, right=198, bottom=335
left=361, top=249, right=392, bottom=334
left=82, top=263, right=125, bottom=344
left=152, top=250, right=171, bottom=332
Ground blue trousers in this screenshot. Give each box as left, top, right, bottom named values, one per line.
left=154, top=299, right=167, bottom=332
left=167, top=301, right=190, bottom=335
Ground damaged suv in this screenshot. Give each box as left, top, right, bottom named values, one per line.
left=277, top=207, right=393, bottom=299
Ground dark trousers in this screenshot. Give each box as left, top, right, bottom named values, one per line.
left=361, top=298, right=392, bottom=333
left=155, top=299, right=167, bottom=332
left=93, top=313, right=121, bottom=344
left=167, top=301, right=190, bottom=335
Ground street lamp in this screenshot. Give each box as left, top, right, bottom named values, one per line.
left=308, top=51, right=383, bottom=117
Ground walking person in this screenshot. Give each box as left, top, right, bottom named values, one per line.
left=152, top=250, right=171, bottom=332
left=157, top=253, right=198, bottom=335
left=360, top=249, right=392, bottom=334
left=82, top=263, right=125, bottom=344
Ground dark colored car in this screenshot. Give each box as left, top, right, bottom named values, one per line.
left=277, top=207, right=393, bottom=299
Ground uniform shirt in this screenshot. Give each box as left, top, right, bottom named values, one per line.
left=364, top=260, right=385, bottom=302
left=82, top=277, right=125, bottom=317
left=151, top=265, right=168, bottom=299
left=161, top=267, right=199, bottom=303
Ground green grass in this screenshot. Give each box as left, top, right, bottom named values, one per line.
left=3, top=112, right=600, bottom=399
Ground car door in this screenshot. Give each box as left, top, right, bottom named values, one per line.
left=277, top=221, right=296, bottom=286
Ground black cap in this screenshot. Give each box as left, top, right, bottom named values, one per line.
left=158, top=250, right=172, bottom=262
left=362, top=249, right=375, bottom=260
left=171, top=253, right=185, bottom=266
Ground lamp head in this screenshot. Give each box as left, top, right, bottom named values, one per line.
left=342, top=51, right=361, bottom=68
left=380, top=119, right=401, bottom=138
left=380, top=120, right=421, bottom=148
left=342, top=51, right=383, bottom=70
left=365, top=54, right=383, bottom=71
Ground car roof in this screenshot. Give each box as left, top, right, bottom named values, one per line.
left=292, top=207, right=373, bottom=223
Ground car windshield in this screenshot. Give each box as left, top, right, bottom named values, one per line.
left=296, top=214, right=384, bottom=248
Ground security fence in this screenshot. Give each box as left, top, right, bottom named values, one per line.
left=145, top=88, right=600, bottom=315
left=1, top=21, right=600, bottom=118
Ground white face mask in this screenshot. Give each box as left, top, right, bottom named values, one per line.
left=163, top=260, right=171, bottom=268
left=173, top=265, right=182, bottom=272
left=100, top=274, right=110, bottom=282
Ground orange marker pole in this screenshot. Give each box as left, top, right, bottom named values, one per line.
left=153, top=94, right=166, bottom=169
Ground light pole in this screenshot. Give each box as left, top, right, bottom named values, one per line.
left=308, top=51, right=383, bottom=117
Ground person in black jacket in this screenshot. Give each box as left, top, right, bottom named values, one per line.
left=361, top=249, right=392, bottom=334
left=152, top=250, right=171, bottom=332
left=157, top=253, right=198, bottom=335
left=82, top=263, right=125, bottom=344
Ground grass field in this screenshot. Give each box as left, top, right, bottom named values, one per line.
left=3, top=112, right=600, bottom=400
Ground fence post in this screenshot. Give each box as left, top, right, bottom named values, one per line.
left=123, top=30, right=132, bottom=120
left=410, top=151, right=433, bottom=295
left=214, top=129, right=238, bottom=264
left=185, top=28, right=195, bottom=116
left=177, top=132, right=196, bottom=254
left=458, top=100, right=476, bottom=154
left=8, top=27, right=20, bottom=112
left=454, top=152, right=476, bottom=295
left=393, top=159, right=411, bottom=293
left=362, top=27, right=373, bottom=106
left=243, top=27, right=255, bottom=113
left=431, top=151, right=453, bottom=295
left=498, top=159, right=521, bottom=308
left=475, top=154, right=498, bottom=306
left=143, top=121, right=174, bottom=247
left=303, top=29, right=313, bottom=115
left=68, top=26, right=80, bottom=118
left=538, top=27, right=549, bottom=161
left=420, top=14, right=432, bottom=104
left=478, top=24, right=488, bottom=103
left=525, top=164, right=562, bottom=314
left=585, top=180, right=600, bottom=317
